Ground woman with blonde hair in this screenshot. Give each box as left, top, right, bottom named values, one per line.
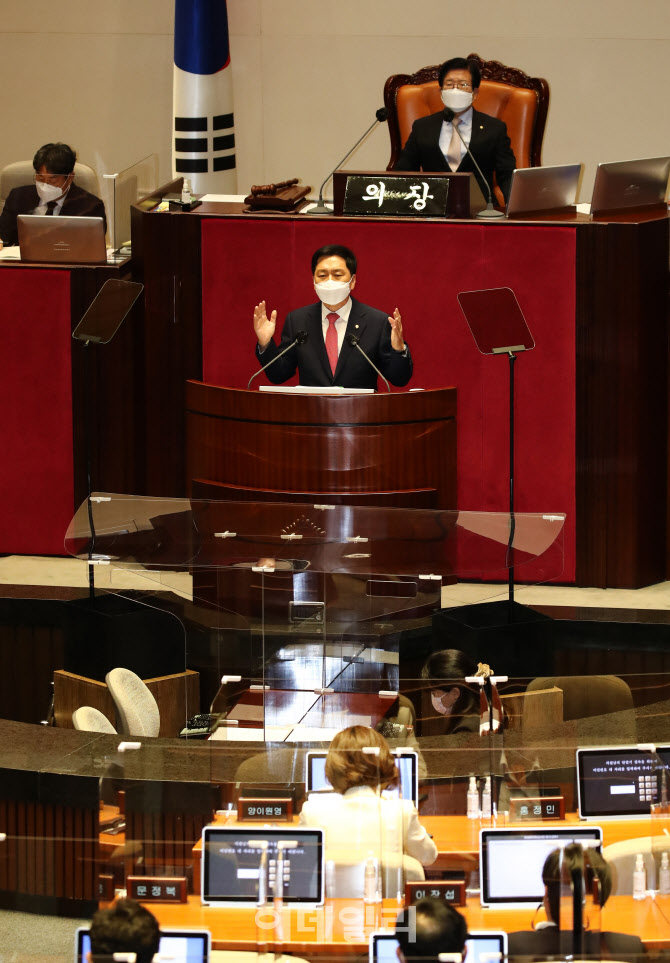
left=299, top=725, right=437, bottom=866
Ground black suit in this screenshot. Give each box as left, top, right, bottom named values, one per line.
left=394, top=107, right=516, bottom=204
left=254, top=298, right=412, bottom=389
left=508, top=926, right=646, bottom=962
left=0, top=183, right=107, bottom=245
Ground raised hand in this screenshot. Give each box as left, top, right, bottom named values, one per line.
left=388, top=308, right=405, bottom=352
left=253, top=300, right=277, bottom=348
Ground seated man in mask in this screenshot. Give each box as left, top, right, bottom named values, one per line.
left=394, top=57, right=516, bottom=205
left=0, top=142, right=106, bottom=246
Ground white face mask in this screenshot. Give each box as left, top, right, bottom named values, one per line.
left=36, top=179, right=66, bottom=203
left=431, top=691, right=453, bottom=716
left=314, top=279, right=352, bottom=305
left=441, top=88, right=474, bottom=113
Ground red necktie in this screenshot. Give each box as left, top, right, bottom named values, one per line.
left=326, top=312, right=339, bottom=375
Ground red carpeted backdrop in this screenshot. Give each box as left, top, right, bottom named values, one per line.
left=0, top=267, right=73, bottom=555
left=201, top=218, right=576, bottom=583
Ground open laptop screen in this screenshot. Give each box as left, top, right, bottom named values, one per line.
left=577, top=745, right=670, bottom=818
left=306, top=749, right=418, bottom=805
left=370, top=931, right=507, bottom=963
left=18, top=214, right=107, bottom=264
left=480, top=826, right=602, bottom=906
left=590, top=156, right=670, bottom=216
left=201, top=825, right=324, bottom=905
left=76, top=928, right=210, bottom=963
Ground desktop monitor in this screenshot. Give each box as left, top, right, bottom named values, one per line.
left=577, top=745, right=670, bottom=819
left=201, top=825, right=324, bottom=906
left=370, top=930, right=507, bottom=963
left=479, top=826, right=603, bottom=907
left=305, top=748, right=419, bottom=806
left=76, top=927, right=210, bottom=963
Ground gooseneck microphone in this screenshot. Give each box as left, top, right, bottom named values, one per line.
left=248, top=330, right=308, bottom=389
left=308, top=107, right=389, bottom=215
left=346, top=333, right=391, bottom=393
left=444, top=107, right=505, bottom=220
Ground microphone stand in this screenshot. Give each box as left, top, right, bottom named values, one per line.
left=446, top=108, right=505, bottom=220
left=248, top=330, right=308, bottom=389
left=346, top=333, right=391, bottom=392
left=308, top=108, right=389, bottom=215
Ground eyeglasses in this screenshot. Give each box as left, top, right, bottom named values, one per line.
left=34, top=173, right=66, bottom=184
left=442, top=81, right=473, bottom=91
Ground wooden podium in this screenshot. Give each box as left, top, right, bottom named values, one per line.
left=186, top=382, right=456, bottom=509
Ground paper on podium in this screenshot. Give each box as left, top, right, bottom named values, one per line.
left=0, top=246, right=21, bottom=260
left=258, top=384, right=373, bottom=395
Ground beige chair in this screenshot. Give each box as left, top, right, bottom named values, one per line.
left=72, top=705, right=117, bottom=733
left=106, top=667, right=160, bottom=737
left=0, top=159, right=100, bottom=208
left=325, top=850, right=424, bottom=897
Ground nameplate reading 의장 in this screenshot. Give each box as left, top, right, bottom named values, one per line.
left=343, top=176, right=449, bottom=217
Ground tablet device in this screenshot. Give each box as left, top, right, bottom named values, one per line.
left=306, top=748, right=418, bottom=805
left=577, top=744, right=670, bottom=818
left=369, top=930, right=507, bottom=963
left=479, top=826, right=603, bottom=907
left=76, top=927, right=210, bottom=963
left=18, top=214, right=107, bottom=263
left=201, top=825, right=324, bottom=906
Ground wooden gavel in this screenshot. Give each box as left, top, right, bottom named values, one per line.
left=250, top=178, right=299, bottom=196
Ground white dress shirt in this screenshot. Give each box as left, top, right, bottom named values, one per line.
left=438, top=106, right=473, bottom=166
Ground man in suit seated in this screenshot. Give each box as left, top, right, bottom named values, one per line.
left=252, top=244, right=412, bottom=390
left=395, top=897, right=468, bottom=960
left=508, top=843, right=646, bottom=961
left=394, top=57, right=516, bottom=205
left=0, top=142, right=106, bottom=246
left=88, top=898, right=160, bottom=963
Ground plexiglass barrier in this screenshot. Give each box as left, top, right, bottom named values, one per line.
left=103, top=154, right=159, bottom=251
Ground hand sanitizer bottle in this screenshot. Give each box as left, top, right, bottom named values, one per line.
left=467, top=776, right=479, bottom=819
left=181, top=178, right=192, bottom=208
left=481, top=776, right=492, bottom=819
left=659, top=852, right=670, bottom=895
left=364, top=853, right=378, bottom=903
left=633, top=853, right=646, bottom=900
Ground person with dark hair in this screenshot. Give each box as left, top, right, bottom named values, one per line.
left=508, top=844, right=646, bottom=961
left=252, top=244, right=412, bottom=389
left=299, top=725, right=436, bottom=866
left=422, top=648, right=480, bottom=735
left=88, top=898, right=160, bottom=963
left=394, top=56, right=516, bottom=205
left=395, top=897, right=468, bottom=960
left=0, top=142, right=106, bottom=246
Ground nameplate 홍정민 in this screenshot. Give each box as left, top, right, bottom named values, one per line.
left=343, top=176, right=449, bottom=217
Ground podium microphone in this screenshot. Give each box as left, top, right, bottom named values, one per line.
left=308, top=107, right=389, bottom=215
left=248, top=330, right=308, bottom=389
left=346, top=333, right=390, bottom=393
left=443, top=107, right=505, bottom=220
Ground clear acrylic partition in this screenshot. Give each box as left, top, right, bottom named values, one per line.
left=16, top=492, right=660, bottom=954
left=104, top=153, right=159, bottom=251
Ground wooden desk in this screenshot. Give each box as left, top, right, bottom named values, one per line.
left=145, top=893, right=670, bottom=952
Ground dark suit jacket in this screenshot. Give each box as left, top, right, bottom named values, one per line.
left=394, top=108, right=516, bottom=204
left=508, top=926, right=646, bottom=961
left=254, top=298, right=413, bottom=389
left=0, top=183, right=107, bottom=245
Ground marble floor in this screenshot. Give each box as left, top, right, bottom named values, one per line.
left=1, top=554, right=669, bottom=612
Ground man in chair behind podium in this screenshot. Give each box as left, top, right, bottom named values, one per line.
left=252, top=244, right=412, bottom=390
left=394, top=57, right=516, bottom=206
left=0, top=142, right=106, bottom=247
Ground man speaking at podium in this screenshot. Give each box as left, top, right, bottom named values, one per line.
left=252, top=244, right=412, bottom=390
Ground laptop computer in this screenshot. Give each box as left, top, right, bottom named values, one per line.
left=590, top=156, right=670, bottom=217
left=577, top=744, right=670, bottom=819
left=76, top=927, right=210, bottom=963
left=18, top=214, right=107, bottom=263
left=201, top=825, right=324, bottom=906
left=370, top=930, right=507, bottom=963
left=479, top=825, right=603, bottom=907
left=506, top=164, right=583, bottom=218
left=305, top=748, right=419, bottom=806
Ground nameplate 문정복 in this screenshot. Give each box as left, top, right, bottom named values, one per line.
left=127, top=876, right=187, bottom=902
left=343, top=176, right=449, bottom=217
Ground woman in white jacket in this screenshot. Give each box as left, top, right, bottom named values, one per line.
left=299, top=725, right=437, bottom=870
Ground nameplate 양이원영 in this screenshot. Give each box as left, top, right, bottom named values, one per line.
left=343, top=175, right=449, bottom=217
